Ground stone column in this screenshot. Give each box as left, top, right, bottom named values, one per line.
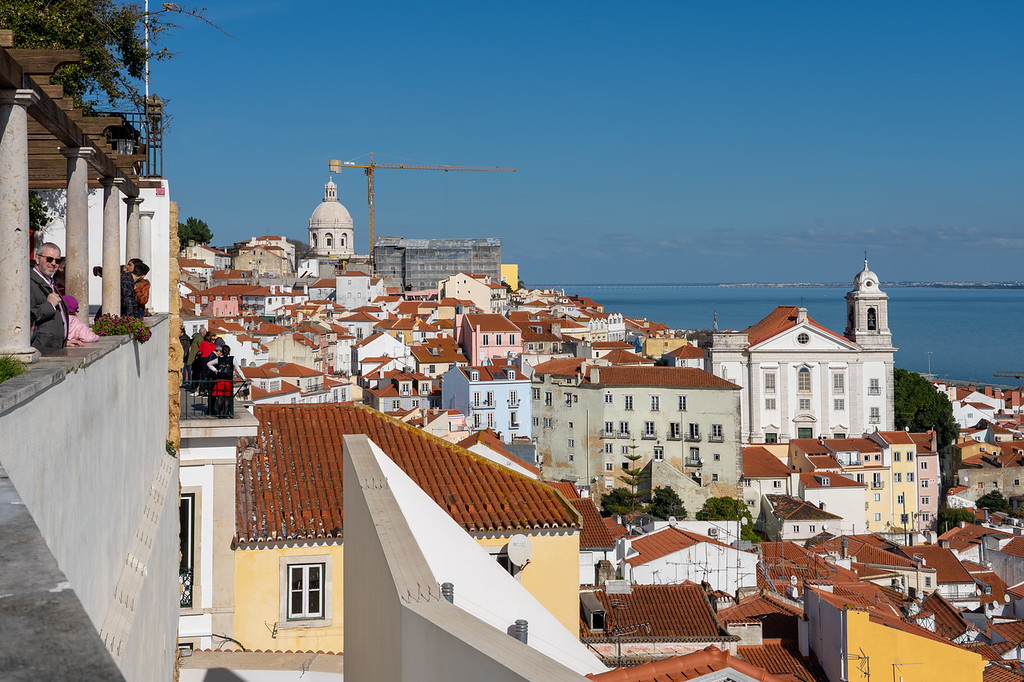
left=139, top=210, right=154, bottom=269
left=0, top=89, right=39, bottom=361
left=124, top=196, right=143, bottom=262
left=99, top=177, right=123, bottom=316
left=61, top=147, right=94, bottom=322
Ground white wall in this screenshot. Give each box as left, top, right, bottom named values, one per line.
left=0, top=317, right=177, bottom=682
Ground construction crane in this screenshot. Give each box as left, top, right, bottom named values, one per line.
left=328, top=153, right=516, bottom=271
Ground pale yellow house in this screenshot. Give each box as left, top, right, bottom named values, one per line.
left=232, top=403, right=581, bottom=653
left=501, top=263, right=520, bottom=291
left=438, top=272, right=508, bottom=314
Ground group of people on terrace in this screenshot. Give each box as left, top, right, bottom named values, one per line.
left=29, top=242, right=151, bottom=355
left=183, top=326, right=235, bottom=417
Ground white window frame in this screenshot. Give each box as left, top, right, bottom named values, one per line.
left=650, top=395, right=660, bottom=411
left=280, top=555, right=333, bottom=628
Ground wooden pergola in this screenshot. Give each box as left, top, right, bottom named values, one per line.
left=0, top=29, right=159, bottom=360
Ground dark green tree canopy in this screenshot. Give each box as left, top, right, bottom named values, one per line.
left=1, top=0, right=212, bottom=110
left=976, top=490, right=1011, bottom=514
left=648, top=486, right=686, bottom=520
left=696, top=496, right=747, bottom=521
left=178, top=216, right=213, bottom=246
left=599, top=488, right=640, bottom=518
left=893, top=368, right=958, bottom=450
left=937, top=508, right=975, bottom=534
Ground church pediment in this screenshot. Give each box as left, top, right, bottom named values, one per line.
left=751, top=323, right=859, bottom=353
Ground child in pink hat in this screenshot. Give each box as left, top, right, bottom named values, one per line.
left=63, top=295, right=100, bottom=346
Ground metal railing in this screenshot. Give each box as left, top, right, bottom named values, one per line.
left=181, top=379, right=246, bottom=419
left=180, top=567, right=194, bottom=608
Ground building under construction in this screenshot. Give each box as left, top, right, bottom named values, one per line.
left=374, top=236, right=502, bottom=291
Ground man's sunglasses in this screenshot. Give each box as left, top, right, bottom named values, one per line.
left=39, top=256, right=65, bottom=264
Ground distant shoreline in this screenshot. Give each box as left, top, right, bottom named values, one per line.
left=535, top=282, right=1024, bottom=290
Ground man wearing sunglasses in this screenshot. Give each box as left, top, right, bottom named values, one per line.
left=30, top=242, right=69, bottom=354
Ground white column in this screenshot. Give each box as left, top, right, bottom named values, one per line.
left=99, top=177, right=123, bottom=316
left=0, top=89, right=39, bottom=361
left=139, top=210, right=154, bottom=269
left=123, top=196, right=143, bottom=262
left=61, top=147, right=94, bottom=322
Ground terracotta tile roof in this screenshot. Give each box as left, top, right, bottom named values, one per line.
left=920, top=591, right=972, bottom=641
left=903, top=545, right=973, bottom=584
left=984, top=663, right=1024, bottom=682
left=789, top=439, right=832, bottom=455
left=719, top=591, right=803, bottom=621
left=580, top=584, right=723, bottom=640
left=825, top=438, right=882, bottom=453
left=737, top=640, right=825, bottom=682
left=665, top=345, right=705, bottom=359
left=807, top=535, right=916, bottom=568
left=910, top=432, right=938, bottom=453
left=587, top=645, right=790, bottom=682
left=592, top=341, right=633, bottom=349
left=569, top=498, right=617, bottom=550
left=531, top=357, right=587, bottom=376
left=989, top=620, right=1024, bottom=656
left=462, top=313, right=519, bottom=332
left=625, top=527, right=740, bottom=567
left=875, top=430, right=916, bottom=445
left=546, top=481, right=580, bottom=499
left=767, top=495, right=843, bottom=521
left=759, top=542, right=861, bottom=594
left=590, top=366, right=740, bottom=390
left=601, top=348, right=655, bottom=366
left=743, top=447, right=793, bottom=478
left=245, top=362, right=323, bottom=378
left=938, top=524, right=1011, bottom=553
left=1001, top=537, right=1024, bottom=558
left=744, top=306, right=848, bottom=347
left=237, top=405, right=579, bottom=543
left=964, top=642, right=1004, bottom=662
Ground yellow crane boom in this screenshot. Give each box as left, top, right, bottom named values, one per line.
left=329, top=153, right=516, bottom=272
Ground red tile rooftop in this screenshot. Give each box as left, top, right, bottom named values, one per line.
left=236, top=404, right=579, bottom=544
left=587, top=645, right=790, bottom=682
left=625, top=526, right=739, bottom=567
left=742, top=446, right=792, bottom=478
left=580, top=584, right=723, bottom=640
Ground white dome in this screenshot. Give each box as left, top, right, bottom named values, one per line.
left=309, top=180, right=353, bottom=229
left=310, top=200, right=353, bottom=228
left=853, top=258, right=880, bottom=291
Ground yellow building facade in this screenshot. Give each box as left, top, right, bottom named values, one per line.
left=501, top=263, right=520, bottom=291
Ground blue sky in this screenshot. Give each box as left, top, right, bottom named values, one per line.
left=158, top=1, right=1024, bottom=284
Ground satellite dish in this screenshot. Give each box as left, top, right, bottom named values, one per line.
left=507, top=534, right=533, bottom=567
left=668, top=516, right=677, bottom=527
left=790, top=575, right=798, bottom=586
left=741, top=517, right=749, bottom=526
left=1006, top=594, right=1012, bottom=604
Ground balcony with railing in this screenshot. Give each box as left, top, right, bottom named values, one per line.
left=871, top=479, right=885, bottom=489
left=685, top=432, right=702, bottom=442
left=180, top=379, right=246, bottom=419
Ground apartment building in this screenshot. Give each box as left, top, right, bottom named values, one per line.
left=441, top=361, right=532, bottom=442
left=532, top=361, right=741, bottom=512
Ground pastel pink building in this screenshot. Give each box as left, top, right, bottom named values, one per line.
left=911, top=431, right=941, bottom=531
left=456, top=313, right=523, bottom=365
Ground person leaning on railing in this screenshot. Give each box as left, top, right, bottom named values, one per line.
left=185, top=327, right=205, bottom=391
left=206, top=345, right=235, bottom=417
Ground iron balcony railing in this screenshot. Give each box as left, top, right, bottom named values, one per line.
left=181, top=379, right=247, bottom=420
left=180, top=567, right=194, bottom=608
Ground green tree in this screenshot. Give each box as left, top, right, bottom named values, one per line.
left=648, top=486, right=687, bottom=520
left=937, top=508, right=975, bottom=533
left=617, top=440, right=649, bottom=515
left=599, top=488, right=637, bottom=517
left=893, top=368, right=959, bottom=450
left=0, top=0, right=212, bottom=110
left=976, top=490, right=1011, bottom=514
left=178, top=217, right=213, bottom=246
left=696, top=496, right=759, bottom=542
left=29, top=191, right=52, bottom=233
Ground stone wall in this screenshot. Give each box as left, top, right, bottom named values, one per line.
left=0, top=317, right=178, bottom=682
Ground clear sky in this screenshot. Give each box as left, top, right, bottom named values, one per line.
left=158, top=1, right=1023, bottom=284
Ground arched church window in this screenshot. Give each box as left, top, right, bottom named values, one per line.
left=326, top=233, right=333, bottom=247
left=798, top=367, right=812, bottom=393
left=867, top=307, right=877, bottom=330
left=341, top=233, right=347, bottom=247
left=311, top=234, right=318, bottom=248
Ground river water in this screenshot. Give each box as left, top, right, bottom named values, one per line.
left=540, top=285, right=1024, bottom=388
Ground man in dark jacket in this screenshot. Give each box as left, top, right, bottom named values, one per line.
left=30, top=242, right=69, bottom=354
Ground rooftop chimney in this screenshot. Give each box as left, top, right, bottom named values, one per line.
left=796, top=307, right=808, bottom=324
left=841, top=537, right=849, bottom=559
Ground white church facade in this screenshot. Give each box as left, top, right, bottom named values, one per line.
left=308, top=179, right=355, bottom=259
left=709, top=261, right=896, bottom=444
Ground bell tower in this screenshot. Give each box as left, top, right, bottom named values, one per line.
left=845, top=256, right=891, bottom=349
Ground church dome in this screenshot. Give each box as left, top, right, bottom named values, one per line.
left=309, top=180, right=353, bottom=229
left=852, top=257, right=880, bottom=291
